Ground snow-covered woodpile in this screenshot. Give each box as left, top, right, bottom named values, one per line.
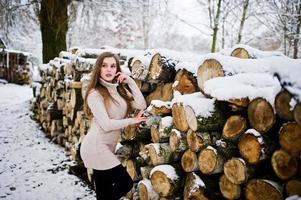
left=31, top=45, right=301, bottom=200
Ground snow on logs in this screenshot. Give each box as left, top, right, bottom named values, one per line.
left=31, top=45, right=301, bottom=200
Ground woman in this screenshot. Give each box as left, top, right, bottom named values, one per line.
left=80, top=52, right=147, bottom=200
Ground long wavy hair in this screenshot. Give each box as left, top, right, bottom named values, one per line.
left=84, top=52, right=133, bottom=118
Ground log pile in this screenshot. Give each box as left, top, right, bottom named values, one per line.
left=32, top=45, right=301, bottom=200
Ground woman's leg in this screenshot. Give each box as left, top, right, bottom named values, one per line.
left=93, top=165, right=133, bottom=200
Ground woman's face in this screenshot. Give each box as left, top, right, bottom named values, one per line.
left=100, top=57, right=118, bottom=83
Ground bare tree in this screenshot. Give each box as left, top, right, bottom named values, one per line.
left=237, top=0, right=249, bottom=43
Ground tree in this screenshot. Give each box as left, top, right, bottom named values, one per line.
left=39, top=0, right=68, bottom=63
left=237, top=0, right=249, bottom=43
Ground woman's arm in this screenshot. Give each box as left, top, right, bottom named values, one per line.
left=87, top=90, right=135, bottom=132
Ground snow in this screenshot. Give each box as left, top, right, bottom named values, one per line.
left=192, top=172, right=205, bottom=188
left=148, top=100, right=171, bottom=110
left=150, top=165, right=178, bottom=181
left=172, top=129, right=182, bottom=138
left=175, top=61, right=200, bottom=76
left=206, top=145, right=217, bottom=155
left=221, top=44, right=285, bottom=58
left=160, top=116, right=173, bottom=128
left=246, top=129, right=264, bottom=144
left=204, top=73, right=282, bottom=107
left=172, top=91, right=215, bottom=118
left=149, top=143, right=160, bottom=155
left=286, top=195, right=301, bottom=200
left=0, top=81, right=95, bottom=199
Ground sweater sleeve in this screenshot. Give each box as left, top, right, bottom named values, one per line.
left=124, top=75, right=147, bottom=110
left=87, top=90, right=135, bottom=132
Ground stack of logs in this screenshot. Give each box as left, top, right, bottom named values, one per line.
left=31, top=45, right=301, bottom=200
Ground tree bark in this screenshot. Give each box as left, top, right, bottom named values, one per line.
left=39, top=0, right=68, bottom=63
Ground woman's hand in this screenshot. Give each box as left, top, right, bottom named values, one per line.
left=115, top=72, right=128, bottom=84
left=133, top=110, right=148, bottom=124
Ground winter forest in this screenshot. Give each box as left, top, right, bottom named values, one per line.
left=1, top=0, right=301, bottom=200
left=1, top=0, right=301, bottom=63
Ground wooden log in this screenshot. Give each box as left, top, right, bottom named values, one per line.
left=169, top=129, right=188, bottom=153
left=70, top=88, right=83, bottom=110
left=186, top=129, right=211, bottom=152
left=247, top=97, right=275, bottom=134
left=181, top=149, right=199, bottom=172
left=293, top=102, right=301, bottom=127
left=140, top=165, right=154, bottom=180
left=138, top=179, right=159, bottom=200
left=172, top=103, right=189, bottom=132
left=231, top=47, right=250, bottom=58
left=151, top=116, right=173, bottom=143
left=219, top=174, right=241, bottom=200
left=148, top=143, right=174, bottom=166
left=134, top=79, right=156, bottom=94
left=275, top=90, right=294, bottom=120
left=224, top=158, right=251, bottom=184
left=279, top=122, right=301, bottom=157
left=244, top=179, right=283, bottom=200
left=285, top=179, right=301, bottom=197
left=173, top=69, right=199, bottom=95
left=271, top=149, right=298, bottom=180
left=223, top=115, right=247, bottom=141
left=148, top=53, right=176, bottom=83
left=238, top=129, right=267, bottom=164
left=123, top=159, right=140, bottom=182
left=198, top=146, right=224, bottom=175
left=122, top=124, right=151, bottom=142
left=185, top=104, right=224, bottom=132
left=184, top=172, right=208, bottom=200
left=150, top=165, right=182, bottom=197
left=147, top=100, right=171, bottom=116
left=197, top=58, right=224, bottom=95
left=115, top=143, right=133, bottom=159
left=130, top=56, right=151, bottom=80
left=146, top=83, right=173, bottom=105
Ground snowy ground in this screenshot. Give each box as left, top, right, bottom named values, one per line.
left=0, top=80, right=95, bottom=200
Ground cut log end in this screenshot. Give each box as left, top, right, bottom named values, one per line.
left=271, top=149, right=298, bottom=180
left=275, top=90, right=294, bottom=120
left=185, top=105, right=198, bottom=131
left=248, top=97, right=275, bottom=133
left=197, top=59, right=224, bottom=94
left=198, top=147, right=223, bottom=174
left=150, top=171, right=175, bottom=197
left=245, top=179, right=283, bottom=200
left=285, top=179, right=301, bottom=197
left=224, top=158, right=247, bottom=184
left=293, top=102, right=301, bottom=127
left=238, top=133, right=263, bottom=164
left=279, top=122, right=301, bottom=157
left=230, top=47, right=250, bottom=59
left=219, top=174, right=241, bottom=200
left=181, top=149, right=199, bottom=172
left=223, top=115, right=247, bottom=140
left=172, top=103, right=189, bottom=132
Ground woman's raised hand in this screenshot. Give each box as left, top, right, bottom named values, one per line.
left=133, top=110, right=148, bottom=124
left=115, top=72, right=127, bottom=84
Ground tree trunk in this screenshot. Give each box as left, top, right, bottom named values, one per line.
left=279, top=122, right=301, bottom=157
left=223, top=115, right=247, bottom=141
left=146, top=83, right=173, bottom=105
left=275, top=90, right=294, bottom=120
left=219, top=174, right=241, bottom=200
left=39, top=0, right=68, bottom=63
left=236, top=0, right=249, bottom=44
left=271, top=149, right=298, bottom=180
left=247, top=97, right=275, bottom=134
left=244, top=179, right=283, bottom=200
left=210, top=0, right=222, bottom=53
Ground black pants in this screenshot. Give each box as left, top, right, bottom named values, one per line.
left=93, top=164, right=133, bottom=200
